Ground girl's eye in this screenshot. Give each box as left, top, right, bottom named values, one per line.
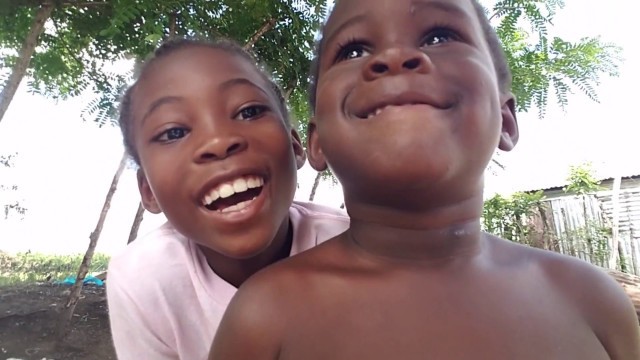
left=335, top=42, right=371, bottom=62
left=154, top=127, right=189, bottom=142
left=423, top=29, right=459, bottom=47
left=236, top=105, right=268, bottom=120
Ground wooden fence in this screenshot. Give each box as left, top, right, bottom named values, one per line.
left=521, top=192, right=640, bottom=275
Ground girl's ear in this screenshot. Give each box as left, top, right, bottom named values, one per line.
left=137, top=169, right=162, bottom=214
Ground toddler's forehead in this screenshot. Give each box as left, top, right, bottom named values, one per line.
left=323, top=0, right=479, bottom=33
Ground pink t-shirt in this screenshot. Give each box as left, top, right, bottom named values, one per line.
left=107, top=201, right=349, bottom=360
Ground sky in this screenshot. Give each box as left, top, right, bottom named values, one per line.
left=0, top=0, right=638, bottom=255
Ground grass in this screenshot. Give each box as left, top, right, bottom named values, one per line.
left=0, top=251, right=110, bottom=287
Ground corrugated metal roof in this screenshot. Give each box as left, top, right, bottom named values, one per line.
left=506, top=164, right=640, bottom=194
left=532, top=174, right=640, bottom=193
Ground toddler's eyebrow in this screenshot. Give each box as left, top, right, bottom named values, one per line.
left=323, top=13, right=367, bottom=51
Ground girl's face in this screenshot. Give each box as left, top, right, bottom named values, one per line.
left=132, top=46, right=304, bottom=259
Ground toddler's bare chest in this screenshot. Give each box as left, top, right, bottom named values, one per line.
left=279, top=274, right=608, bottom=360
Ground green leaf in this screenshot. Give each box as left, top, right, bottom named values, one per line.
left=144, top=33, right=163, bottom=43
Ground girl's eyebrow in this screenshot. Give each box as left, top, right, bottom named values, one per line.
left=218, top=77, right=269, bottom=97
left=142, top=96, right=182, bottom=125
left=141, top=78, right=269, bottom=125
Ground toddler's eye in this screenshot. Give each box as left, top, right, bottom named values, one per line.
left=236, top=105, right=268, bottom=120
left=423, top=29, right=459, bottom=46
left=336, top=42, right=371, bottom=62
left=155, top=127, right=189, bottom=142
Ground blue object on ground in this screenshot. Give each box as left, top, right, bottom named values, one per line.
left=54, top=275, right=104, bottom=287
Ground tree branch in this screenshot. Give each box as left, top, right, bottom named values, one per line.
left=489, top=6, right=521, bottom=21
left=0, top=1, right=54, bottom=123
left=51, top=16, right=86, bottom=70
left=9, top=0, right=109, bottom=8
left=284, top=79, right=297, bottom=100
left=60, top=1, right=109, bottom=7
left=243, top=17, right=277, bottom=50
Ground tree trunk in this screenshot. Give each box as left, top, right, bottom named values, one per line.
left=0, top=2, right=54, bottom=123
left=308, top=172, right=322, bottom=202
left=243, top=17, right=277, bottom=50
left=127, top=201, right=145, bottom=244
left=168, top=12, right=178, bottom=39
left=57, top=151, right=128, bottom=340
left=283, top=79, right=297, bottom=100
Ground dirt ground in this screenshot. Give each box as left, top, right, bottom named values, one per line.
left=0, top=283, right=115, bottom=360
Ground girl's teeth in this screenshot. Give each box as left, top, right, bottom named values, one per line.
left=218, top=184, right=235, bottom=198
left=219, top=197, right=256, bottom=213
left=247, top=177, right=262, bottom=189
left=233, top=178, right=248, bottom=192
left=202, top=176, right=264, bottom=206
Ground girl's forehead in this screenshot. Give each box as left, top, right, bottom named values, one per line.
left=142, top=46, right=248, bottom=78
left=134, top=48, right=267, bottom=97
left=129, top=47, right=276, bottom=121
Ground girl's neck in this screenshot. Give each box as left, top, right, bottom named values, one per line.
left=201, top=218, right=292, bottom=288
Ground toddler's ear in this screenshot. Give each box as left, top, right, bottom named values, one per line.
left=137, top=169, right=162, bottom=214
left=498, top=94, right=519, bottom=151
left=306, top=120, right=328, bottom=172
